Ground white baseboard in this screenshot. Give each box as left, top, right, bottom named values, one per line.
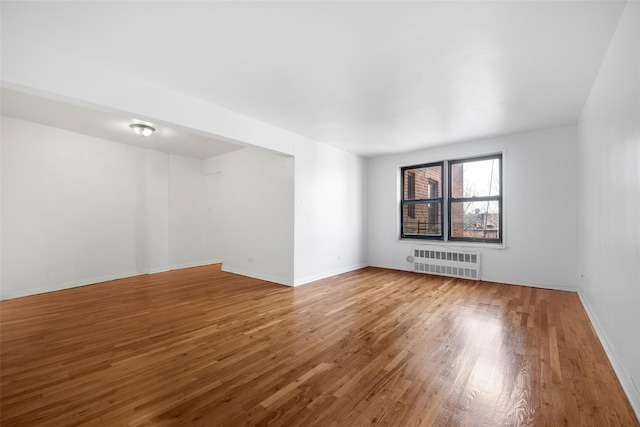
left=169, top=259, right=222, bottom=271
left=369, top=261, right=578, bottom=292
left=293, top=263, right=368, bottom=287
left=0, top=270, right=141, bottom=300
left=486, top=277, right=578, bottom=292
left=578, top=290, right=640, bottom=421
left=221, top=265, right=293, bottom=287
left=0, top=260, right=224, bottom=300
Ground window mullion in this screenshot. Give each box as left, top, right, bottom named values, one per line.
left=450, top=196, right=500, bottom=203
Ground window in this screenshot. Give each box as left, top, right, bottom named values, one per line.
left=448, top=154, right=502, bottom=243
left=400, top=154, right=502, bottom=243
left=401, top=163, right=443, bottom=239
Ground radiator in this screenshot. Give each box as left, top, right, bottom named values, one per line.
left=410, top=247, right=481, bottom=280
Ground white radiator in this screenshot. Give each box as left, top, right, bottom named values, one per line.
left=409, top=247, right=481, bottom=280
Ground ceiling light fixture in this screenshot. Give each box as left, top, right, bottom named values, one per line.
left=129, top=123, right=155, bottom=137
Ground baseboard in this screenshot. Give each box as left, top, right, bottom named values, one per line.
left=293, top=263, right=368, bottom=287
left=0, top=270, right=142, bottom=300
left=1, top=260, right=224, bottom=300
left=485, top=277, right=578, bottom=292
left=578, top=290, right=640, bottom=421
left=221, top=265, right=293, bottom=287
left=169, top=259, right=222, bottom=271
left=368, top=262, right=578, bottom=292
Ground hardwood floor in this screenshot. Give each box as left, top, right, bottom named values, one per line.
left=1, top=265, right=637, bottom=426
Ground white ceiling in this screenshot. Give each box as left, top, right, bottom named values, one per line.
left=1, top=1, right=626, bottom=157
left=0, top=88, right=246, bottom=159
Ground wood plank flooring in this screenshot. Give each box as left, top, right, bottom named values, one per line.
left=1, top=265, right=637, bottom=426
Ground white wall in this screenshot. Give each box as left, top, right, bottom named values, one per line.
left=2, top=115, right=367, bottom=297
left=368, top=126, right=579, bottom=290
left=1, top=117, right=222, bottom=299
left=204, top=173, right=223, bottom=267
left=203, top=141, right=368, bottom=288
left=293, top=139, right=368, bottom=285
left=577, top=1, right=640, bottom=417
left=145, top=150, right=170, bottom=273
left=204, top=148, right=295, bottom=285
left=3, top=21, right=371, bottom=290
left=0, top=117, right=2, bottom=294
left=2, top=117, right=139, bottom=299
left=169, top=156, right=221, bottom=269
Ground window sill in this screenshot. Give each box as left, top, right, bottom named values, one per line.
left=397, top=238, right=507, bottom=250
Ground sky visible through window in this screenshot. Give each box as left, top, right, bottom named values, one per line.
left=460, top=159, right=500, bottom=197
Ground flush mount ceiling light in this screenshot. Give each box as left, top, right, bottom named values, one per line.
left=129, top=123, right=155, bottom=137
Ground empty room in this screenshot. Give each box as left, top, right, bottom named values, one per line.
left=1, top=1, right=638, bottom=426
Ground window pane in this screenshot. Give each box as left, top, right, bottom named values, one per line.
left=451, top=158, right=500, bottom=198
left=403, top=202, right=441, bottom=236
left=450, top=201, right=500, bottom=240
left=403, top=165, right=442, bottom=200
